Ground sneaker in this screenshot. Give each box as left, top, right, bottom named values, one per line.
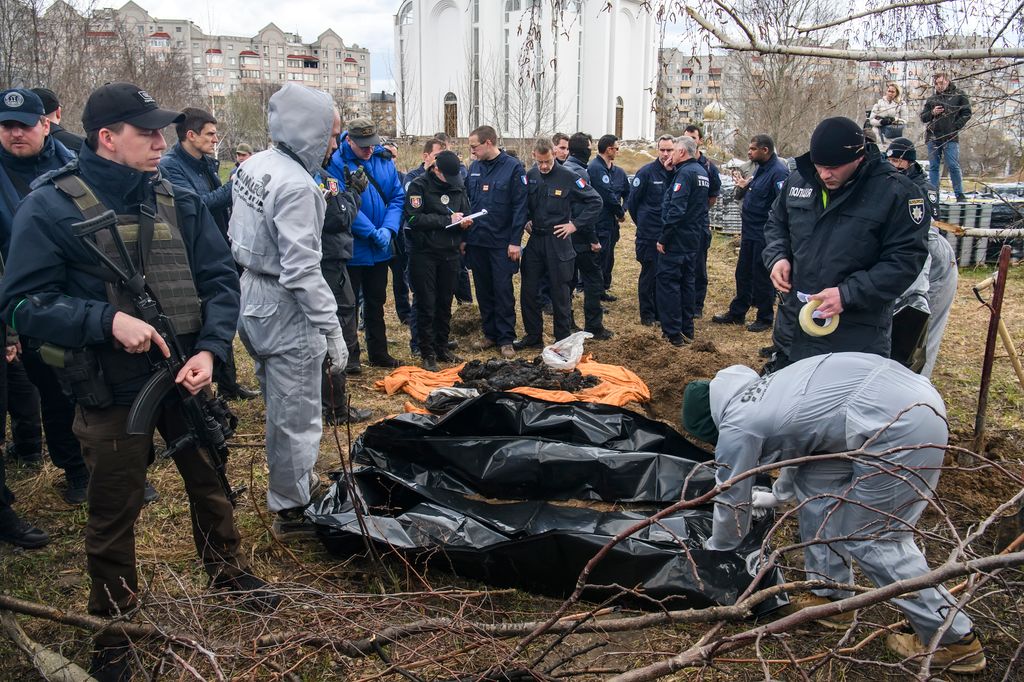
left=512, top=336, right=544, bottom=351
left=885, top=628, right=986, bottom=674
left=746, top=320, right=772, bottom=333
left=587, top=328, right=615, bottom=341
left=472, top=338, right=497, bottom=350
left=422, top=356, right=440, bottom=372
left=437, top=350, right=463, bottom=364
left=500, top=344, right=516, bottom=359
left=778, top=593, right=856, bottom=630
left=368, top=355, right=401, bottom=368
left=0, top=511, right=50, bottom=549
left=272, top=507, right=317, bottom=540
left=759, top=345, right=777, bottom=358
left=711, top=313, right=745, bottom=325
left=600, top=292, right=618, bottom=302
left=955, top=193, right=967, bottom=203
left=210, top=571, right=283, bottom=613
left=143, top=480, right=160, bottom=505
left=63, top=477, right=89, bottom=506
left=89, top=644, right=131, bottom=682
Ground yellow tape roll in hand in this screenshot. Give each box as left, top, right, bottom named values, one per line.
left=798, top=298, right=839, bottom=337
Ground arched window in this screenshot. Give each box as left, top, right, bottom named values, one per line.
left=444, top=92, right=458, bottom=138
left=615, top=96, right=624, bottom=139
left=505, top=0, right=521, bottom=10
left=398, top=2, right=414, bottom=26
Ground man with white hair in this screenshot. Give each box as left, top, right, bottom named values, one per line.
left=656, top=135, right=709, bottom=346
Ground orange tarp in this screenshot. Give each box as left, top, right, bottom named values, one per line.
left=375, top=354, right=650, bottom=411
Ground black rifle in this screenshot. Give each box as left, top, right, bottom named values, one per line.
left=72, top=209, right=245, bottom=505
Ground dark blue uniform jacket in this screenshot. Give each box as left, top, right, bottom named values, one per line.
left=738, top=153, right=790, bottom=238
left=466, top=151, right=528, bottom=249
left=660, top=157, right=710, bottom=254
left=627, top=159, right=674, bottom=242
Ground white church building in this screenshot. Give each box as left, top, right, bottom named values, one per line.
left=393, top=0, right=658, bottom=140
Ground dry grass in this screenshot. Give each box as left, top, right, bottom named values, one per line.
left=1, top=217, right=1022, bottom=680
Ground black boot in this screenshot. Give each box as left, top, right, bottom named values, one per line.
left=89, top=644, right=132, bottom=682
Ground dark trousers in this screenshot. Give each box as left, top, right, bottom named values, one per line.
left=212, top=347, right=239, bottom=392
left=323, top=259, right=359, bottom=362
left=657, top=251, right=698, bottom=339
left=409, top=250, right=459, bottom=359
left=573, top=248, right=606, bottom=332
left=73, top=404, right=246, bottom=643
left=694, top=229, right=712, bottom=314
left=727, top=238, right=775, bottom=323
left=599, top=222, right=620, bottom=290
left=521, top=236, right=574, bottom=342
left=466, top=245, right=518, bottom=346
left=21, top=349, right=88, bottom=484
left=347, top=260, right=391, bottom=363
left=455, top=256, right=473, bottom=303
left=390, top=232, right=412, bottom=323
left=2, top=359, right=42, bottom=457
left=635, top=239, right=660, bottom=323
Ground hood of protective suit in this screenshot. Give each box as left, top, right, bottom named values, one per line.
left=268, top=83, right=334, bottom=175
left=709, top=365, right=759, bottom=426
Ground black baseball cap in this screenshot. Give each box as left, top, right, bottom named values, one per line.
left=434, top=150, right=464, bottom=188
left=0, top=89, right=45, bottom=126
left=30, top=87, right=60, bottom=115
left=81, top=82, right=184, bottom=133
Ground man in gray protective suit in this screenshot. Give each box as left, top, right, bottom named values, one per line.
left=681, top=352, right=985, bottom=674
left=229, top=83, right=347, bottom=538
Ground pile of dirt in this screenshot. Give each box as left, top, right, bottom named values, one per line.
left=456, top=357, right=601, bottom=393
left=592, top=330, right=753, bottom=425
left=448, top=303, right=481, bottom=338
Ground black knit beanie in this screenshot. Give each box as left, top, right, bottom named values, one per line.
left=809, top=117, right=865, bottom=166
left=886, top=137, right=917, bottom=162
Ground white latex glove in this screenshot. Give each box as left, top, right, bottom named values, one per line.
left=752, top=486, right=783, bottom=509
left=325, top=329, right=348, bottom=369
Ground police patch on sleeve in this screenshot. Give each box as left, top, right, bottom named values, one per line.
left=673, top=182, right=682, bottom=192
left=521, top=174, right=528, bottom=185
left=326, top=178, right=339, bottom=196
left=575, top=177, right=587, bottom=189
left=602, top=174, right=610, bottom=184
left=928, top=191, right=938, bottom=205
left=632, top=176, right=640, bottom=187
left=909, top=197, right=925, bottom=224
left=776, top=180, right=784, bottom=190
left=410, top=195, right=422, bottom=209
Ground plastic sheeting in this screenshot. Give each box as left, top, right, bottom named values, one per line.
left=309, top=393, right=786, bottom=612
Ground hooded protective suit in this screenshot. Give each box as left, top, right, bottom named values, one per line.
left=228, top=83, right=344, bottom=513
left=705, top=353, right=972, bottom=645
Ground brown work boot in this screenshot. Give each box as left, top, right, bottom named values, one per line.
left=500, top=344, right=515, bottom=359
left=778, top=593, right=856, bottom=630
left=885, top=629, right=986, bottom=674
left=472, top=338, right=497, bottom=350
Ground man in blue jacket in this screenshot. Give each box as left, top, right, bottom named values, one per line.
left=326, top=118, right=405, bottom=369
left=713, top=134, right=789, bottom=332
left=627, top=135, right=676, bottom=326
left=683, top=126, right=721, bottom=317
left=465, top=125, right=527, bottom=358
left=160, top=107, right=257, bottom=401
left=0, top=88, right=90, bottom=504
left=658, top=135, right=710, bottom=346
left=587, top=134, right=630, bottom=297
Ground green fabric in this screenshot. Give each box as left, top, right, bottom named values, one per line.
left=682, top=380, right=718, bottom=444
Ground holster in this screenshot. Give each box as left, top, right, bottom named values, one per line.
left=40, top=344, right=114, bottom=408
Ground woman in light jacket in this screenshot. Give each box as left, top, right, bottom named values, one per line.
left=869, top=82, right=909, bottom=145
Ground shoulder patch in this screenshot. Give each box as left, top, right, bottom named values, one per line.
left=327, top=177, right=339, bottom=196
left=575, top=177, right=587, bottom=189
left=673, top=182, right=682, bottom=192
left=521, top=174, right=528, bottom=185
left=632, top=176, right=641, bottom=187
left=602, top=174, right=610, bottom=184
left=776, top=180, right=784, bottom=190
left=409, top=195, right=422, bottom=209
left=909, top=197, right=925, bottom=224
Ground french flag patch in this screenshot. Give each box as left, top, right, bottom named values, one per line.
left=673, top=182, right=682, bottom=192
left=575, top=177, right=586, bottom=189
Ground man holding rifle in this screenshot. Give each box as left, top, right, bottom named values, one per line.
left=0, top=82, right=278, bottom=681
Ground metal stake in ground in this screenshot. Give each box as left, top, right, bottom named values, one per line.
left=972, top=244, right=1012, bottom=457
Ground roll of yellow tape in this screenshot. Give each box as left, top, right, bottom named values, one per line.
left=799, top=298, right=839, bottom=337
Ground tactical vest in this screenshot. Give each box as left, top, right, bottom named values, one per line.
left=52, top=173, right=202, bottom=335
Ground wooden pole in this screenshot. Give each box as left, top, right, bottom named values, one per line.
left=972, top=245, right=1013, bottom=456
